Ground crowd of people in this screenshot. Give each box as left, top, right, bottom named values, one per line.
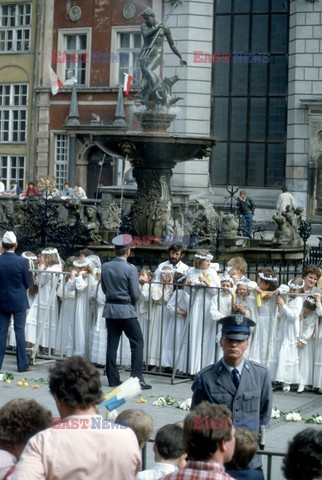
left=0, top=355, right=321, bottom=479
left=1, top=181, right=87, bottom=200
left=3, top=241, right=322, bottom=394
left=0, top=230, right=321, bottom=479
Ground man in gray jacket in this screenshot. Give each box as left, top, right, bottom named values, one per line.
left=101, top=234, right=151, bottom=389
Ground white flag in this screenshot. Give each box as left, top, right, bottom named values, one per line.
left=49, top=66, right=63, bottom=95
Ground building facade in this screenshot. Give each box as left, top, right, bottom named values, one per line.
left=1, top=0, right=322, bottom=223
left=0, top=0, right=38, bottom=191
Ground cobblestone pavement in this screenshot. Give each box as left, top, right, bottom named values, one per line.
left=1, top=354, right=321, bottom=480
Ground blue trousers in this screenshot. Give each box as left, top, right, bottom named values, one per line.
left=241, top=213, right=253, bottom=238
left=105, top=317, right=144, bottom=386
left=0, top=310, right=29, bottom=371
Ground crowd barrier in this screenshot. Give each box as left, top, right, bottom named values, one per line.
left=5, top=269, right=227, bottom=375
left=5, top=265, right=314, bottom=380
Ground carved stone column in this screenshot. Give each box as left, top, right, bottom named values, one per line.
left=131, top=167, right=173, bottom=238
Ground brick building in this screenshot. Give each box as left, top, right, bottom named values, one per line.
left=1, top=0, right=322, bottom=222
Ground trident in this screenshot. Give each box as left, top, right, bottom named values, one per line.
left=141, top=0, right=183, bottom=59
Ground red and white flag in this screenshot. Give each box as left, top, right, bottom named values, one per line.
left=49, top=66, right=63, bottom=95
left=123, top=73, right=133, bottom=96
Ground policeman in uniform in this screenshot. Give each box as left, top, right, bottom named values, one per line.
left=101, top=234, right=151, bottom=389
left=191, top=314, right=272, bottom=471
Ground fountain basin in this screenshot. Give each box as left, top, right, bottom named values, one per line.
left=93, top=132, right=216, bottom=168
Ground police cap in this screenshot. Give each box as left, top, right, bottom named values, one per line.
left=111, top=234, right=133, bottom=249
left=218, top=314, right=255, bottom=341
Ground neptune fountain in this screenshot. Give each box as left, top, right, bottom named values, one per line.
left=93, top=1, right=215, bottom=239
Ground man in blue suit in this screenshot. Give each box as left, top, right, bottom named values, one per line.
left=0, top=231, right=31, bottom=372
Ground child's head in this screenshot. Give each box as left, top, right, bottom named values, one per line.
left=160, top=264, right=174, bottom=283
left=73, top=258, right=94, bottom=275
left=115, top=409, right=153, bottom=449
left=154, top=424, right=186, bottom=468
left=288, top=277, right=305, bottom=297
left=220, top=275, right=233, bottom=294
left=257, top=268, right=278, bottom=291
left=64, top=256, right=78, bottom=272
left=21, top=251, right=37, bottom=270
left=41, top=247, right=61, bottom=267
left=139, top=266, right=152, bottom=284
left=236, top=282, right=249, bottom=298
left=225, top=429, right=258, bottom=471
left=303, top=295, right=317, bottom=314
left=194, top=250, right=213, bottom=270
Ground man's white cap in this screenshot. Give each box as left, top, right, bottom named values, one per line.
left=2, top=231, right=17, bottom=245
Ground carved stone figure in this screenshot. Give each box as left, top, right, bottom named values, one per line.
left=63, top=199, right=81, bottom=228
left=272, top=206, right=304, bottom=247
left=188, top=199, right=219, bottom=244
left=220, top=213, right=239, bottom=239
left=104, top=202, right=121, bottom=231
left=139, top=6, right=186, bottom=109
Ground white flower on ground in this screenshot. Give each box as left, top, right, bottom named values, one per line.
left=285, top=412, right=302, bottom=422
left=179, top=398, right=192, bottom=411
left=271, top=407, right=281, bottom=419
left=314, top=416, right=322, bottom=424
left=153, top=397, right=167, bottom=407
left=0, top=374, right=3, bottom=382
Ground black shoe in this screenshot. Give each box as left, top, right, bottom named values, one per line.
left=109, top=380, right=122, bottom=387
left=139, top=381, right=152, bottom=390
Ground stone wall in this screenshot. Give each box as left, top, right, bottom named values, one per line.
left=287, top=0, right=322, bottom=214
left=163, top=0, right=214, bottom=194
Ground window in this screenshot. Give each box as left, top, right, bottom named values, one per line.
left=57, top=28, right=91, bottom=86
left=63, top=33, right=87, bottom=85
left=117, top=32, right=142, bottom=88
left=0, top=3, right=31, bottom=52
left=110, top=27, right=142, bottom=88
left=210, top=1, right=289, bottom=187
left=0, top=84, right=28, bottom=143
left=0, top=155, right=25, bottom=190
left=54, top=134, right=69, bottom=190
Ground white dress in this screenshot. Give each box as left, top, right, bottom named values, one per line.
left=137, top=283, right=151, bottom=362
left=26, top=265, right=61, bottom=350
left=249, top=285, right=289, bottom=378
left=313, top=302, right=322, bottom=389
left=9, top=288, right=37, bottom=347
left=56, top=276, right=76, bottom=354
left=275, top=296, right=303, bottom=384
left=210, top=291, right=233, bottom=361
left=65, top=273, right=95, bottom=356
left=298, top=311, right=318, bottom=386
left=186, top=267, right=220, bottom=374
left=148, top=282, right=173, bottom=366
left=162, top=289, right=190, bottom=371
left=90, top=282, right=107, bottom=366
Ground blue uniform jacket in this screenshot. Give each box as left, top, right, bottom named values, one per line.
left=0, top=252, right=30, bottom=313
left=191, top=359, right=272, bottom=469
left=101, top=257, right=141, bottom=319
